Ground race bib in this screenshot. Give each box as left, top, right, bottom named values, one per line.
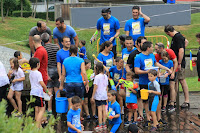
left=160, top=69, right=166, bottom=75
left=132, top=22, right=141, bottom=35
left=103, top=23, right=110, bottom=35
left=106, top=58, right=113, bottom=67
left=144, top=59, right=153, bottom=69
left=123, top=54, right=129, bottom=65
left=114, top=73, right=120, bottom=82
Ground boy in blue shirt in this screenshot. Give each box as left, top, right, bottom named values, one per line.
left=147, top=69, right=161, bottom=132
left=78, top=40, right=87, bottom=59
left=67, top=96, right=84, bottom=133
left=107, top=90, right=122, bottom=133
left=117, top=72, right=138, bottom=126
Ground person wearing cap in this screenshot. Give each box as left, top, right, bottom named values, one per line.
left=128, top=124, right=139, bottom=133
left=96, top=8, right=120, bottom=58
left=124, top=6, right=150, bottom=45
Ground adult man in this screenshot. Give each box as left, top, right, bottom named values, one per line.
left=126, top=36, right=147, bottom=121
left=57, top=36, right=71, bottom=81
left=124, top=6, right=150, bottom=44
left=96, top=8, right=120, bottom=58
left=53, top=17, right=79, bottom=48
left=29, top=21, right=52, bottom=56
left=134, top=41, right=171, bottom=126
left=195, top=33, right=200, bottom=82
left=33, top=35, right=48, bottom=85
left=154, top=43, right=178, bottom=111
left=164, top=25, right=190, bottom=108
left=41, top=33, right=59, bottom=113
left=122, top=36, right=136, bottom=65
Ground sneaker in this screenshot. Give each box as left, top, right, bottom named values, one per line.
left=143, top=121, right=151, bottom=127
left=102, top=125, right=107, bottom=130
left=15, top=112, right=23, bottom=117
left=180, top=102, right=190, bottom=108
left=11, top=109, right=18, bottom=115
left=162, top=106, right=166, bottom=112
left=132, top=121, right=138, bottom=125
left=158, top=119, right=167, bottom=125
left=168, top=105, right=175, bottom=113
left=137, top=116, right=144, bottom=122
left=93, top=115, right=98, bottom=120
left=150, top=126, right=157, bottom=132
left=94, top=125, right=102, bottom=132
left=85, top=115, right=91, bottom=120
left=124, top=121, right=132, bottom=126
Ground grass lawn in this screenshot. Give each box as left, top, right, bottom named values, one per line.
left=180, top=76, right=200, bottom=92
left=0, top=13, right=200, bottom=91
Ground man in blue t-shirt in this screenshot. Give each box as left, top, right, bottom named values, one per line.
left=124, top=6, right=150, bottom=44
left=122, top=36, right=137, bottom=66
left=96, top=8, right=120, bottom=58
left=57, top=36, right=71, bottom=81
left=53, top=17, right=79, bottom=48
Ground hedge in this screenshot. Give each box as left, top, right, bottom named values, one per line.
left=12, top=11, right=54, bottom=21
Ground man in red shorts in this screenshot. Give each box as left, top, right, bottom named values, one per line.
left=33, top=35, right=48, bottom=85
left=154, top=42, right=178, bottom=112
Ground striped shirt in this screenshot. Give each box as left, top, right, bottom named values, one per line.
left=43, top=43, right=59, bottom=68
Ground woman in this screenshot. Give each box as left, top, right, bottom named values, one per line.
left=97, top=41, right=115, bottom=68
left=59, top=45, right=89, bottom=109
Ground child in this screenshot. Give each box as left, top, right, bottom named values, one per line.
left=128, top=124, right=139, bottom=133
left=107, top=90, right=122, bottom=133
left=159, top=51, right=174, bottom=112
left=78, top=40, right=87, bottom=59
left=7, top=58, right=25, bottom=117
left=147, top=69, right=161, bottom=131
left=109, top=57, right=125, bottom=114
left=83, top=59, right=98, bottom=120
left=91, top=62, right=108, bottom=131
left=67, top=96, right=84, bottom=133
left=117, top=72, right=138, bottom=125
left=14, top=51, right=29, bottom=66
left=29, top=57, right=51, bottom=128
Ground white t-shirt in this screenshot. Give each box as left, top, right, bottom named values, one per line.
left=0, top=61, right=9, bottom=87
left=10, top=67, right=25, bottom=91
left=93, top=73, right=108, bottom=100
left=29, top=70, right=44, bottom=98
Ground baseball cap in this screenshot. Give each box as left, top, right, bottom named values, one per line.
left=128, top=124, right=138, bottom=133
left=101, top=8, right=111, bottom=13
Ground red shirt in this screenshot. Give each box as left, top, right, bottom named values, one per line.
left=34, top=46, right=48, bottom=81
left=155, top=49, right=176, bottom=62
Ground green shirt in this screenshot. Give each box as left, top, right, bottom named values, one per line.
left=86, top=69, right=93, bottom=87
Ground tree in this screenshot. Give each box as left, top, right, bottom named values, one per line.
left=1, top=0, right=4, bottom=22
left=46, top=0, right=48, bottom=22
left=33, top=0, right=37, bottom=18
left=4, top=0, right=17, bottom=17
left=21, top=0, right=23, bottom=17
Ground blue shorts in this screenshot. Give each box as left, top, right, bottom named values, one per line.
left=110, top=123, right=121, bottom=133
left=64, top=82, right=84, bottom=98
left=149, top=95, right=159, bottom=112
left=95, top=100, right=107, bottom=107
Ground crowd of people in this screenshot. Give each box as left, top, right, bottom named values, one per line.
left=0, top=5, right=199, bottom=133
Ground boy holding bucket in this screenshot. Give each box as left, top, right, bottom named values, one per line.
left=147, top=69, right=161, bottom=132
left=67, top=96, right=84, bottom=133
left=29, top=58, right=51, bottom=128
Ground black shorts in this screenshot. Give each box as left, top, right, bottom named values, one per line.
left=47, top=67, right=60, bottom=88
left=169, top=72, right=177, bottom=82
left=160, top=85, right=169, bottom=96
left=32, top=95, right=45, bottom=107
left=84, top=85, right=93, bottom=98
left=138, top=84, right=148, bottom=103
left=95, top=100, right=107, bottom=107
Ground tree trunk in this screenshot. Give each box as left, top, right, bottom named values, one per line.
left=1, top=0, right=4, bottom=22
left=6, top=8, right=9, bottom=17
left=31, top=2, right=35, bottom=17
left=34, top=0, right=37, bottom=18
left=46, top=0, right=48, bottom=22
left=21, top=0, right=23, bottom=17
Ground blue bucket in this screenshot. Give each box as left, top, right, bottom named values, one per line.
left=55, top=90, right=68, bottom=113
left=167, top=0, right=175, bottom=4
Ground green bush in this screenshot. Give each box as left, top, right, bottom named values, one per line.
left=16, top=0, right=32, bottom=11
left=12, top=11, right=54, bottom=21
left=0, top=98, right=58, bottom=133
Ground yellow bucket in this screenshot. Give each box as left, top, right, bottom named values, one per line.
left=140, top=89, right=149, bottom=100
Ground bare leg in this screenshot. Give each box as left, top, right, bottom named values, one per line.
left=128, top=109, right=133, bottom=121
left=151, top=111, right=159, bottom=127
left=102, top=105, right=106, bottom=123
left=133, top=109, right=137, bottom=122
left=83, top=98, right=89, bottom=116
left=48, top=88, right=53, bottom=112
left=144, top=102, right=150, bottom=121
left=7, top=89, right=18, bottom=110
left=15, top=91, right=22, bottom=113
left=117, top=92, right=123, bottom=113
left=169, top=81, right=176, bottom=105
left=35, top=106, right=39, bottom=121
left=157, top=99, right=162, bottom=121
left=179, top=79, right=189, bottom=103
left=97, top=105, right=103, bottom=125
left=68, top=98, right=72, bottom=110
left=90, top=98, right=96, bottom=116
left=137, top=98, right=143, bottom=117
left=36, top=106, right=45, bottom=128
